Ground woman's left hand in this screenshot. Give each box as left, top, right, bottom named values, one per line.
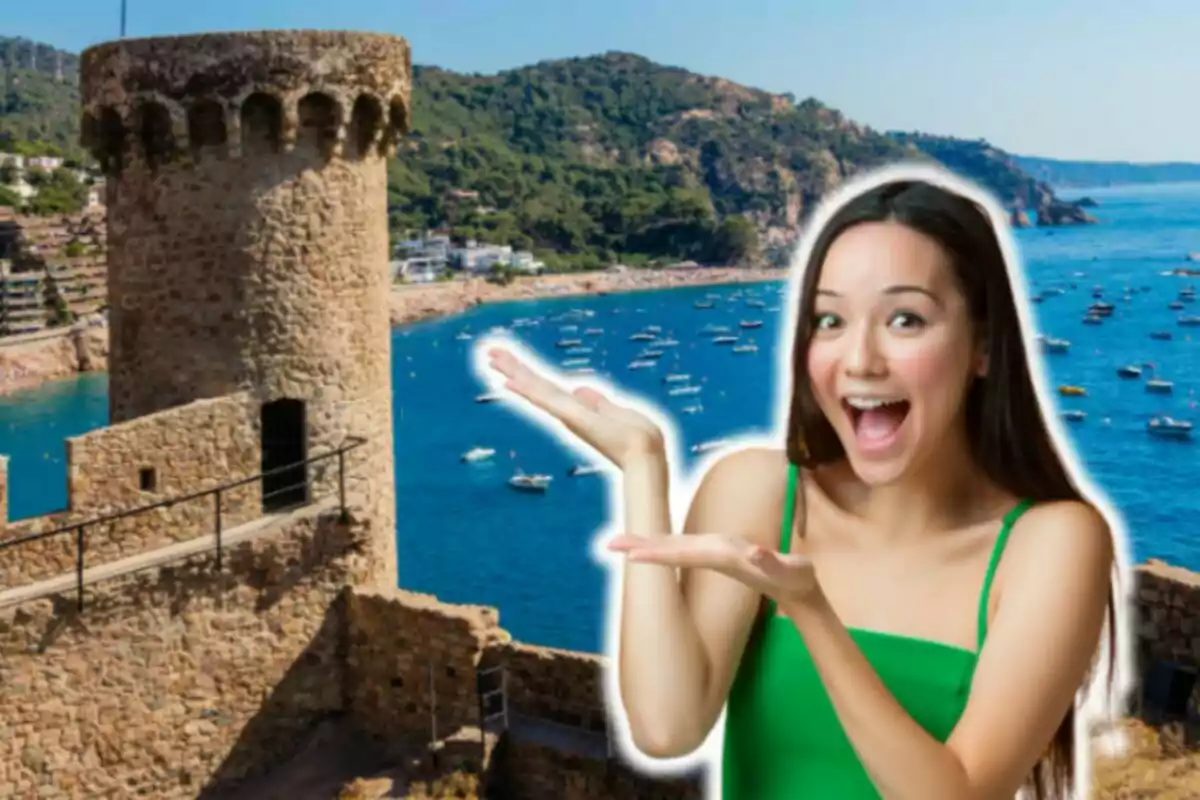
left=607, top=533, right=825, bottom=611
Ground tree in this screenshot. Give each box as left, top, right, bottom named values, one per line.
left=710, top=215, right=760, bottom=265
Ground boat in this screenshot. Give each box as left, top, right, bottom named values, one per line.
left=663, top=373, right=691, bottom=383
left=475, top=392, right=501, bottom=403
left=732, top=341, right=759, bottom=354
left=745, top=299, right=766, bottom=308
left=1147, top=416, right=1193, bottom=440
left=739, top=320, right=764, bottom=329
left=630, top=332, right=656, bottom=341
left=584, top=327, right=604, bottom=335
left=561, top=358, right=590, bottom=368
left=1057, top=385, right=1087, bottom=397
left=1178, top=315, right=1200, bottom=326
left=1169, top=301, right=1185, bottom=310
left=566, top=367, right=596, bottom=376
left=568, top=464, right=602, bottom=477
left=1061, top=410, right=1086, bottom=422
left=1038, top=335, right=1071, bottom=354
left=690, top=438, right=731, bottom=454
left=556, top=338, right=582, bottom=348
left=638, top=349, right=664, bottom=359
left=1116, top=365, right=1142, bottom=378
left=699, top=324, right=731, bottom=336
left=1146, top=379, right=1174, bottom=394
left=460, top=446, right=496, bottom=462
left=1081, top=314, right=1103, bottom=325
left=628, top=359, right=658, bottom=370
left=1150, top=331, right=1173, bottom=341
left=654, top=338, right=680, bottom=347
left=508, top=470, right=552, bottom=492
left=694, top=300, right=716, bottom=309
left=713, top=335, right=739, bottom=345
left=565, top=346, right=593, bottom=356
left=455, top=331, right=473, bottom=341
left=1088, top=301, right=1114, bottom=317
left=668, top=385, right=702, bottom=396
left=681, top=404, right=703, bottom=414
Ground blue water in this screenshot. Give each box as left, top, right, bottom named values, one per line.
left=1, top=182, right=1198, bottom=654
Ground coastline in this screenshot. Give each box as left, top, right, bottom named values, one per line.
left=0, top=266, right=785, bottom=397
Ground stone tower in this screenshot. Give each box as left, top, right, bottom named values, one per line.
left=78, top=30, right=410, bottom=588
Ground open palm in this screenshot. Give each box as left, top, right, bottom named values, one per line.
left=487, top=347, right=665, bottom=468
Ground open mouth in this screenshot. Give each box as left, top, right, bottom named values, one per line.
left=841, top=396, right=911, bottom=448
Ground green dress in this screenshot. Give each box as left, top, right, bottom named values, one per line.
left=721, top=461, right=1033, bottom=798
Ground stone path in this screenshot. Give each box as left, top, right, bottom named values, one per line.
left=0, top=499, right=335, bottom=610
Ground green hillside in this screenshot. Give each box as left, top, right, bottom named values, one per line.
left=0, top=39, right=1088, bottom=266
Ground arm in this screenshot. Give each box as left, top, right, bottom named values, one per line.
left=780, top=500, right=1113, bottom=800
left=618, top=447, right=785, bottom=757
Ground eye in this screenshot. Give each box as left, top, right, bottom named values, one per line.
left=888, top=310, right=926, bottom=330
left=812, top=312, right=842, bottom=332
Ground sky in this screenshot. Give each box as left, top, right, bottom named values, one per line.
left=6, top=0, right=1196, bottom=162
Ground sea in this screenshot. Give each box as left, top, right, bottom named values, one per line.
left=1, top=181, right=1197, bottom=654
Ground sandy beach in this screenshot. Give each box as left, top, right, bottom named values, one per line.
left=0, top=266, right=785, bottom=397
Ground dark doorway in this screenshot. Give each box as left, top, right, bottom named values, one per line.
left=261, top=398, right=308, bottom=512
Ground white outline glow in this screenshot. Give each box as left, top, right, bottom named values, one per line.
left=470, top=160, right=1135, bottom=800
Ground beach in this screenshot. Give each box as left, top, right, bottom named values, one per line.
left=0, top=266, right=783, bottom=396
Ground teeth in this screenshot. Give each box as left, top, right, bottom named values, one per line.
left=844, top=397, right=905, bottom=410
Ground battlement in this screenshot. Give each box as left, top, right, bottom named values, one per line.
left=78, top=30, right=412, bottom=170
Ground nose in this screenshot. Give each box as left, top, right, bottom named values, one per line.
left=841, top=322, right=887, bottom=378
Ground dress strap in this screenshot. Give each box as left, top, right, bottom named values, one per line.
left=779, top=461, right=799, bottom=555
left=766, top=462, right=800, bottom=616
left=976, top=498, right=1034, bottom=649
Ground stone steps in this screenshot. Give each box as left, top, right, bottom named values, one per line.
left=0, top=497, right=336, bottom=609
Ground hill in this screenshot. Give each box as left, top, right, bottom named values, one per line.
left=1012, top=154, right=1200, bottom=189
left=0, top=36, right=82, bottom=159
left=0, top=39, right=1091, bottom=266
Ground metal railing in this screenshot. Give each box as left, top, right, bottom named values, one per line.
left=0, top=435, right=368, bottom=611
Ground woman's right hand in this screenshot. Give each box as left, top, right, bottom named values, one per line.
left=486, top=346, right=666, bottom=469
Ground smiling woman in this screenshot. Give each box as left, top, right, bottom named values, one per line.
left=479, top=163, right=1130, bottom=800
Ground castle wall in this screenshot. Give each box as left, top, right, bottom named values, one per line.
left=1132, top=560, right=1200, bottom=671
left=0, top=393, right=262, bottom=589
left=0, top=504, right=376, bottom=799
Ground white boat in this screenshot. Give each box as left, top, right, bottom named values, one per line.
left=1037, top=335, right=1071, bottom=354
left=669, top=385, right=702, bottom=396
left=1178, top=315, right=1200, bottom=326
left=475, top=392, right=501, bottom=403
left=630, top=332, right=656, bottom=341
left=1116, top=364, right=1142, bottom=378
left=455, top=331, right=473, bottom=341
left=561, top=358, right=590, bottom=367
left=565, top=346, right=593, bottom=355
left=739, top=320, right=763, bottom=329
left=556, top=338, right=582, bottom=348
left=628, top=359, right=657, bottom=370
left=508, top=471, right=553, bottom=492
left=461, top=446, right=496, bottom=462
left=713, top=335, right=738, bottom=345
left=654, top=338, right=680, bottom=347
left=1147, top=416, right=1192, bottom=440
left=733, top=341, right=758, bottom=354
left=1146, top=379, right=1174, bottom=394
left=584, top=328, right=604, bottom=335
left=690, top=438, right=730, bottom=454
left=1061, top=410, right=1086, bottom=423
left=567, top=367, right=596, bottom=375
left=663, top=373, right=691, bottom=383
left=681, top=404, right=703, bottom=414
left=568, top=464, right=602, bottom=477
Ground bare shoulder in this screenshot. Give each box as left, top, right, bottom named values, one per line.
left=1003, top=499, right=1114, bottom=589
left=683, top=445, right=792, bottom=547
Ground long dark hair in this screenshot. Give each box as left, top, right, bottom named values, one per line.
left=784, top=177, right=1118, bottom=799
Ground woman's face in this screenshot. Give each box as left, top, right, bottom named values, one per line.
left=805, top=220, right=983, bottom=486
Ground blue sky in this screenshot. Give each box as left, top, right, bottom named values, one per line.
left=7, top=0, right=1194, bottom=162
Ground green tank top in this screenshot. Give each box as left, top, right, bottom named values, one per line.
left=721, top=462, right=1033, bottom=798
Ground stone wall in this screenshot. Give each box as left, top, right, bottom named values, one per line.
left=0, top=393, right=263, bottom=589
left=1132, top=559, right=1200, bottom=671
left=0, top=503, right=376, bottom=799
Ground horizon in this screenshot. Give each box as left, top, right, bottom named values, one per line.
left=3, top=1, right=1196, bottom=163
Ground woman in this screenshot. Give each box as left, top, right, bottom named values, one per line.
left=482, top=165, right=1127, bottom=799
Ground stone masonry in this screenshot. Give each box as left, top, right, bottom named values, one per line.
left=79, top=30, right=410, bottom=589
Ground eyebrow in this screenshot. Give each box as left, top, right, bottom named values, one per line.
left=816, top=284, right=942, bottom=306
